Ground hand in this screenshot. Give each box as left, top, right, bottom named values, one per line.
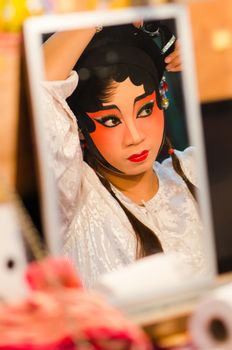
left=165, top=39, right=182, bottom=72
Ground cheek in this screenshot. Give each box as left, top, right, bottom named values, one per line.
left=90, top=125, right=121, bottom=156
left=141, top=109, right=164, bottom=142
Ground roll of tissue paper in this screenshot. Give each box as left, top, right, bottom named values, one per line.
left=189, top=282, right=232, bottom=350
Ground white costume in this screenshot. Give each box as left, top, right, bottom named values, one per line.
left=42, top=71, right=205, bottom=288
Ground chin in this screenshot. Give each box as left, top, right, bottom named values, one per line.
left=122, top=162, right=153, bottom=176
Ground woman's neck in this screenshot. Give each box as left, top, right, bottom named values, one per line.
left=99, top=167, right=159, bottom=205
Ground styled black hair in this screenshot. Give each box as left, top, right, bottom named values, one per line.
left=68, top=23, right=166, bottom=111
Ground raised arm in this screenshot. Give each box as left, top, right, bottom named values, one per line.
left=43, top=28, right=96, bottom=81
left=40, top=29, right=98, bottom=229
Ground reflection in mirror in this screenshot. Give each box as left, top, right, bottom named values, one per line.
left=23, top=6, right=216, bottom=303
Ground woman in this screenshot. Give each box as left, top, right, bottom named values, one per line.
left=42, top=23, right=205, bottom=288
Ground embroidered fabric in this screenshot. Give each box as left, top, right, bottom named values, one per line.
left=41, top=71, right=206, bottom=288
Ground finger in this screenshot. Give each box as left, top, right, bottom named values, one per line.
left=166, top=56, right=181, bottom=70
left=166, top=64, right=182, bottom=73
left=165, top=49, right=180, bottom=64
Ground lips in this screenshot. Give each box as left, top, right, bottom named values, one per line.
left=128, top=150, right=149, bottom=163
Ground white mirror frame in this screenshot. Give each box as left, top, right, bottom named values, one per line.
left=23, top=4, right=217, bottom=303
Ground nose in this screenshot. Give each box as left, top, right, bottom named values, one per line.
left=123, top=121, right=145, bottom=146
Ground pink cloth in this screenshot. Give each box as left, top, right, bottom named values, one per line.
left=0, top=337, right=74, bottom=350
left=0, top=258, right=151, bottom=350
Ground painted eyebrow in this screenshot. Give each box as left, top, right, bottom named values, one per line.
left=134, top=92, right=152, bottom=104
left=100, top=92, right=153, bottom=111
left=98, top=104, right=119, bottom=111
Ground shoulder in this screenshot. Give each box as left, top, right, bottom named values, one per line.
left=40, top=71, right=80, bottom=135
left=160, top=146, right=198, bottom=186
left=41, top=70, right=79, bottom=100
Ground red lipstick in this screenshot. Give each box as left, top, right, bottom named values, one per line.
left=128, top=150, right=149, bottom=163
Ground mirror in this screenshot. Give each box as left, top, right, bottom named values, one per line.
left=22, top=4, right=216, bottom=308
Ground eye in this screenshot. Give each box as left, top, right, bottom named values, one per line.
left=137, top=101, right=154, bottom=118
left=94, top=115, right=122, bottom=128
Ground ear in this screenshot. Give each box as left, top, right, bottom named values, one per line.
left=0, top=203, right=29, bottom=303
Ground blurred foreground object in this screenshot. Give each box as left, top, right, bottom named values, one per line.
left=189, top=282, right=232, bottom=350
left=0, top=174, right=47, bottom=303
left=0, top=258, right=152, bottom=350
left=0, top=201, right=28, bottom=303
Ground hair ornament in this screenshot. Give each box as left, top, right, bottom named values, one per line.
left=159, top=76, right=169, bottom=109
left=161, top=34, right=176, bottom=55
left=142, top=24, right=159, bottom=37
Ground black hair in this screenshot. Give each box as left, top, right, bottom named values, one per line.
left=67, top=23, right=196, bottom=259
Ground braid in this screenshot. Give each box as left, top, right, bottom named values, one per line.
left=97, top=174, right=163, bottom=259
left=165, top=137, right=196, bottom=199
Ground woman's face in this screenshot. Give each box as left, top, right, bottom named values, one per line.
left=86, top=78, right=164, bottom=175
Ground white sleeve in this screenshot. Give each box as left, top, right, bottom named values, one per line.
left=162, top=146, right=199, bottom=187
left=40, top=71, right=83, bottom=227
